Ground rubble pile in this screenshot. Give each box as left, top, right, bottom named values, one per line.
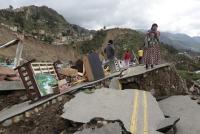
left=0, top=95, right=73, bottom=134
left=121, top=65, right=187, bottom=98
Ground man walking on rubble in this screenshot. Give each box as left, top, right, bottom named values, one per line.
left=104, top=40, right=116, bottom=73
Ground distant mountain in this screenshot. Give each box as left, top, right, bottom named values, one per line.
left=193, top=36, right=200, bottom=44
left=160, top=32, right=200, bottom=52
left=137, top=29, right=200, bottom=52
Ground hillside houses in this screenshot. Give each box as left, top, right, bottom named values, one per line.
left=0, top=23, right=93, bottom=45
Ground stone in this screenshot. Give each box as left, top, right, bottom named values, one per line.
left=13, top=116, right=21, bottom=123
left=190, top=95, right=198, bottom=100
left=46, top=101, right=50, bottom=106
left=109, top=77, right=122, bottom=90
left=156, top=70, right=159, bottom=74
left=0, top=128, right=6, bottom=133
left=189, top=86, right=195, bottom=92
left=58, top=96, right=63, bottom=102
left=34, top=108, right=39, bottom=113
left=38, top=107, right=42, bottom=111
left=2, top=119, right=12, bottom=127
left=102, top=121, right=108, bottom=125
left=197, top=100, right=200, bottom=105
left=25, top=111, right=31, bottom=118
left=143, top=73, right=148, bottom=78
left=20, top=95, right=28, bottom=101
left=43, top=103, right=47, bottom=108
left=52, top=99, right=57, bottom=104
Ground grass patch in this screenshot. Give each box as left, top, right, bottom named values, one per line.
left=178, top=70, right=200, bottom=81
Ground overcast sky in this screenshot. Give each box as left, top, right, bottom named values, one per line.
left=1, top=0, right=200, bottom=36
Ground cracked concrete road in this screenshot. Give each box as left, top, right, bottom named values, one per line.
left=61, top=88, right=165, bottom=133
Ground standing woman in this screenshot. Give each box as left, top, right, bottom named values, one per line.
left=144, top=23, right=161, bottom=69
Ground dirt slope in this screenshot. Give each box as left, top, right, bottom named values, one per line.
left=0, top=26, right=80, bottom=62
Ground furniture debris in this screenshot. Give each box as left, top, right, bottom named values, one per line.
left=83, top=53, right=105, bottom=81
left=15, top=60, right=60, bottom=102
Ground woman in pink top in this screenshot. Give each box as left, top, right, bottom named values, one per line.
left=124, top=50, right=132, bottom=67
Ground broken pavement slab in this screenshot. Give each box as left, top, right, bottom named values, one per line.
left=61, top=88, right=166, bottom=133
left=159, top=96, right=200, bottom=134
left=120, top=63, right=170, bottom=80
left=108, top=63, right=171, bottom=90
left=157, top=117, right=180, bottom=133
left=109, top=77, right=122, bottom=90
left=0, top=81, right=25, bottom=91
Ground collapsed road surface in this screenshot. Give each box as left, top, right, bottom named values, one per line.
left=0, top=64, right=183, bottom=133
left=61, top=88, right=178, bottom=134
left=159, top=96, right=200, bottom=134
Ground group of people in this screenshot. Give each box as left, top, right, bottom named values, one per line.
left=104, top=23, right=161, bottom=70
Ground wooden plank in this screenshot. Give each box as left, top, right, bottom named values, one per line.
left=33, top=70, right=55, bottom=74
left=31, top=62, right=58, bottom=79
left=32, top=66, right=54, bottom=70
left=31, top=63, right=53, bottom=65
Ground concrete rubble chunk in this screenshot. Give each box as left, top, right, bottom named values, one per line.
left=52, top=99, right=57, bottom=104
left=25, top=111, right=31, bottom=118
left=0, top=81, right=25, bottom=91
left=159, top=95, right=200, bottom=134
left=157, top=117, right=180, bottom=133
left=74, top=122, right=123, bottom=134
left=109, top=77, right=122, bottom=90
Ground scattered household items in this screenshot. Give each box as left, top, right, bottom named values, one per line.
left=58, top=59, right=86, bottom=85
left=34, top=73, right=58, bottom=97
left=60, top=68, right=78, bottom=77
left=58, top=79, right=70, bottom=93
left=71, top=59, right=85, bottom=76
left=15, top=60, right=60, bottom=101
left=103, top=59, right=120, bottom=74
left=0, top=64, right=24, bottom=91
left=83, top=52, right=105, bottom=81
left=53, top=60, right=65, bottom=80
left=131, top=50, right=139, bottom=65
left=103, top=64, right=111, bottom=76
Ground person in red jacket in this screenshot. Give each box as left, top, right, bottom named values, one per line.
left=124, top=50, right=131, bottom=67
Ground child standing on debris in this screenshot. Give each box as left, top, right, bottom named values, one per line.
left=138, top=48, right=144, bottom=64
left=144, top=23, right=161, bottom=69
left=124, top=50, right=131, bottom=67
